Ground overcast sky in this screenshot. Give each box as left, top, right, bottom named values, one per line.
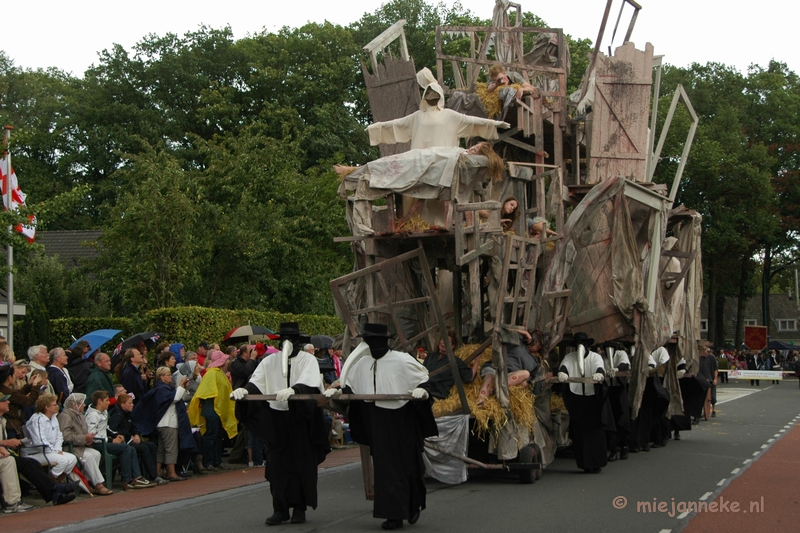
left=3, top=1, right=795, bottom=76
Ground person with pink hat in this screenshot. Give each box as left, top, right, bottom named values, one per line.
left=189, top=351, right=238, bottom=472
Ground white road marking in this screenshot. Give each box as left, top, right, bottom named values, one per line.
left=743, top=459, right=752, bottom=464
left=717, top=479, right=726, bottom=486
left=761, top=444, right=769, bottom=449
left=768, top=439, right=775, bottom=442
left=699, top=492, right=713, bottom=501
left=677, top=512, right=689, bottom=519
left=752, top=451, right=760, bottom=456
left=658, top=529, right=672, bottom=533
left=731, top=468, right=740, bottom=474
left=714, top=388, right=761, bottom=406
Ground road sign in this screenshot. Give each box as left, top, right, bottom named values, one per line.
left=744, top=325, right=768, bottom=351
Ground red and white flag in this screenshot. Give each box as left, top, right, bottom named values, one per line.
left=0, top=158, right=36, bottom=243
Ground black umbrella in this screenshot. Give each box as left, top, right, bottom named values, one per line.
left=311, top=335, right=335, bottom=349
left=111, top=331, right=161, bottom=369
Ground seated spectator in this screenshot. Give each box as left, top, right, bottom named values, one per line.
left=189, top=351, right=238, bottom=472
left=109, top=393, right=165, bottom=484
left=84, top=352, right=115, bottom=406
left=85, top=391, right=154, bottom=490
left=133, top=367, right=195, bottom=482
left=12, top=359, right=30, bottom=390
left=25, top=394, right=78, bottom=481
left=1, top=362, right=44, bottom=439
left=0, top=392, right=77, bottom=509
left=57, top=393, right=112, bottom=495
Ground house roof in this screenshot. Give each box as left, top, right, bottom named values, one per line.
left=36, top=230, right=103, bottom=269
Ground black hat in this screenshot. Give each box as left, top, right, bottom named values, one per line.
left=278, top=322, right=301, bottom=340
left=571, top=332, right=594, bottom=347
left=600, top=341, right=619, bottom=350
left=358, top=323, right=392, bottom=338
left=298, top=334, right=312, bottom=345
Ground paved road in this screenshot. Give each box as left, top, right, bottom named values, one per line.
left=49, top=380, right=799, bottom=533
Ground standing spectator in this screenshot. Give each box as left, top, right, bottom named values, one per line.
left=66, top=341, right=92, bottom=394
left=109, top=393, right=164, bottom=484
left=174, top=356, right=202, bottom=403
left=85, top=353, right=115, bottom=405
left=169, top=343, right=185, bottom=365
left=120, top=349, right=149, bottom=404
left=57, top=393, right=112, bottom=495
left=158, top=350, right=177, bottom=370
left=1, top=363, right=43, bottom=439
left=47, top=348, right=73, bottom=404
left=747, top=352, right=763, bottom=386
left=699, top=345, right=719, bottom=417
left=85, top=391, right=154, bottom=490
left=27, top=345, right=54, bottom=396
left=229, top=345, right=263, bottom=468
left=25, top=394, right=78, bottom=481
left=196, top=343, right=210, bottom=367
left=133, top=367, right=195, bottom=482
left=189, top=351, right=237, bottom=472
left=767, top=350, right=781, bottom=385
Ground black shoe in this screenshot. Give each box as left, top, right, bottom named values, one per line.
left=650, top=442, right=661, bottom=449
left=265, top=512, right=290, bottom=526
left=711, top=411, right=716, bottom=417
left=607, top=451, right=619, bottom=462
left=674, top=431, right=681, bottom=441
left=661, top=438, right=669, bottom=447
left=290, top=509, right=306, bottom=524
left=692, top=417, right=699, bottom=425
left=408, top=509, right=420, bottom=524
left=619, top=447, right=629, bottom=460
left=641, top=445, right=650, bottom=452
left=629, top=446, right=640, bottom=453
left=381, top=519, right=404, bottom=530
left=178, top=471, right=192, bottom=478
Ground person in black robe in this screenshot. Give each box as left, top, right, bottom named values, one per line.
left=557, top=332, right=612, bottom=473
left=601, top=341, right=631, bottom=462
left=326, top=323, right=438, bottom=530
left=232, top=322, right=330, bottom=526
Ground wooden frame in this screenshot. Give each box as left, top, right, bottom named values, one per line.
left=330, top=243, right=471, bottom=415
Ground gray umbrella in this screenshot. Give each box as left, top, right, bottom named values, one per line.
left=310, top=335, right=335, bottom=349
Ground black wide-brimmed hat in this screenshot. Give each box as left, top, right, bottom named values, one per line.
left=357, top=323, right=392, bottom=338
left=278, top=322, right=301, bottom=340
left=571, top=332, right=594, bottom=347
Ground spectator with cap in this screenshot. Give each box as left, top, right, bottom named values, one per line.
left=189, top=350, right=237, bottom=472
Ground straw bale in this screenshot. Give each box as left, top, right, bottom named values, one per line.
left=431, top=343, right=536, bottom=441
left=475, top=82, right=523, bottom=119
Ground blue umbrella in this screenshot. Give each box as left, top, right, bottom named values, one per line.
left=70, top=329, right=123, bottom=356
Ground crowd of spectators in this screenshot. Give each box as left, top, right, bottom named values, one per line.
left=0, top=334, right=345, bottom=513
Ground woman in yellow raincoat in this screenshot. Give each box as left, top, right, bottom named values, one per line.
left=189, top=350, right=237, bottom=470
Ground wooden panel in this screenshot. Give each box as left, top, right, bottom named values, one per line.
left=587, top=42, right=654, bottom=183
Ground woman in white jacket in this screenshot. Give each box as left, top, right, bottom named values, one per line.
left=57, top=393, right=112, bottom=494
left=25, top=394, right=77, bottom=479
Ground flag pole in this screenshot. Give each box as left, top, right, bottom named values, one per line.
left=3, top=125, right=13, bottom=351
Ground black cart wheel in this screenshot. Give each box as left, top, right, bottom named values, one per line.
left=518, top=444, right=535, bottom=484
left=532, top=443, right=543, bottom=480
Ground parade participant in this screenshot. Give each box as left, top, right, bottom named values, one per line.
left=630, top=345, right=670, bottom=451
left=477, top=328, right=540, bottom=406
left=556, top=332, right=609, bottom=473
left=231, top=322, right=329, bottom=526
left=602, top=341, right=631, bottom=462
left=422, top=329, right=478, bottom=400
left=698, top=344, right=719, bottom=418
left=325, top=323, right=437, bottom=530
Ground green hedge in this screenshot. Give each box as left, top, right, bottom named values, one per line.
left=41, top=306, right=344, bottom=352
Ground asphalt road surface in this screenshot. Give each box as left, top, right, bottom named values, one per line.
left=51, top=379, right=799, bottom=533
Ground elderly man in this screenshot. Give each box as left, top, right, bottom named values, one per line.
left=27, top=345, right=55, bottom=396
left=47, top=348, right=73, bottom=404
left=85, top=352, right=115, bottom=405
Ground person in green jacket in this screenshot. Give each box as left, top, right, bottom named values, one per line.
left=84, top=353, right=115, bottom=405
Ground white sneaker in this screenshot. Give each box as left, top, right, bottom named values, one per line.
left=331, top=431, right=339, bottom=437
left=248, top=462, right=254, bottom=467
left=3, top=501, right=34, bottom=513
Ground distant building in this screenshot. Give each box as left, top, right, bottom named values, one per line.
left=36, top=230, right=102, bottom=269
left=700, top=293, right=800, bottom=346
